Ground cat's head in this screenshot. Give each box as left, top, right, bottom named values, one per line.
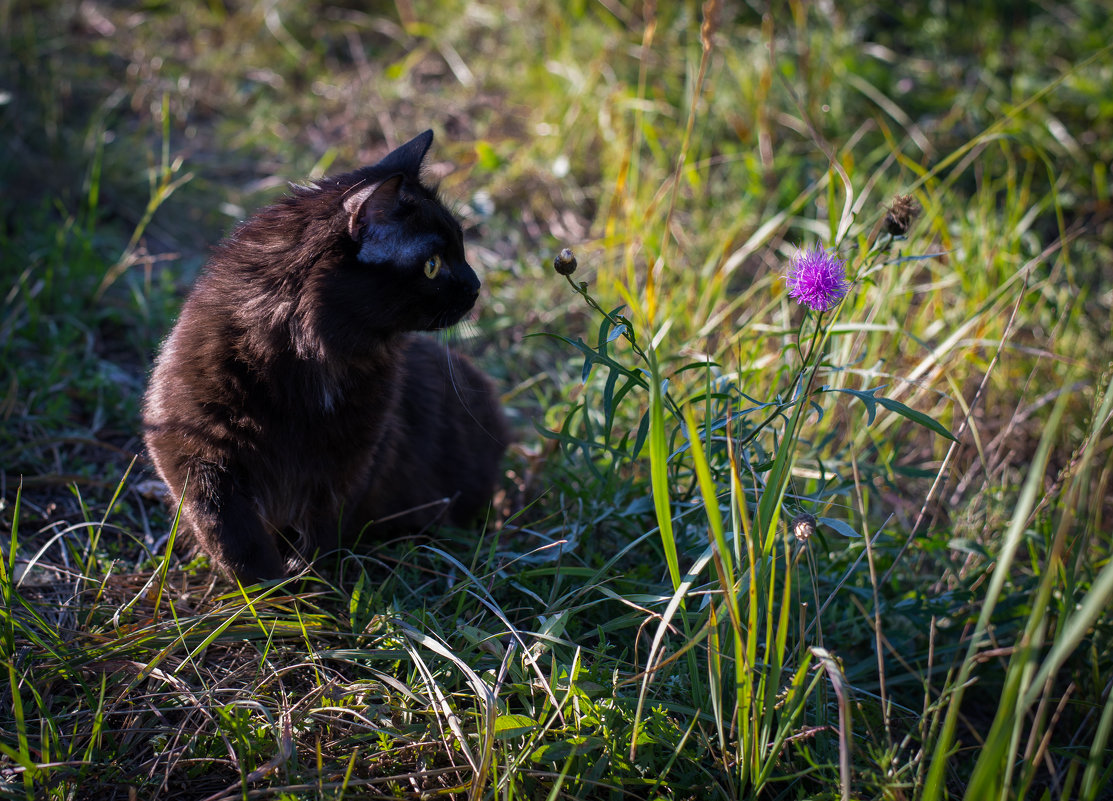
left=322, top=130, right=481, bottom=335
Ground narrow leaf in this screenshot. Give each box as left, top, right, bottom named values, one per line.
left=827, top=386, right=956, bottom=441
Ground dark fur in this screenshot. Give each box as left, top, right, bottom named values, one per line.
left=142, top=131, right=508, bottom=582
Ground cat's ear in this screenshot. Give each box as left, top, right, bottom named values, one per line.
left=344, top=175, right=404, bottom=240
left=373, top=130, right=434, bottom=176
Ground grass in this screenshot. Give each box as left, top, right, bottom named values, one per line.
left=3, top=0, right=1113, bottom=798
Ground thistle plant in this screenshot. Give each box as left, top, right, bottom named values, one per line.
left=546, top=188, right=958, bottom=796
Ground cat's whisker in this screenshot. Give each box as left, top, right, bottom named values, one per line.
left=454, top=317, right=480, bottom=342
left=439, top=332, right=505, bottom=447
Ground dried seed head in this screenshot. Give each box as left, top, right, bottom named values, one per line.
left=882, top=194, right=920, bottom=237
left=791, top=512, right=817, bottom=543
left=554, top=248, right=578, bottom=276
left=700, top=0, right=722, bottom=52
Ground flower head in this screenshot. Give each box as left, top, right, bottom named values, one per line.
left=553, top=248, right=578, bottom=276
left=786, top=244, right=849, bottom=312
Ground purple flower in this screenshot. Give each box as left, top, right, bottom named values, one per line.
left=786, top=244, right=849, bottom=312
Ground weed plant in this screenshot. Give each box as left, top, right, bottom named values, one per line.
left=2, top=1, right=1112, bottom=799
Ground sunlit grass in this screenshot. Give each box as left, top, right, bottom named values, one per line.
left=2, top=0, right=1112, bottom=798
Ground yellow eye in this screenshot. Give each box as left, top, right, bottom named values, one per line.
left=424, top=254, right=442, bottom=279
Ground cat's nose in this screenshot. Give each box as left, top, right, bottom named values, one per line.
left=464, top=268, right=480, bottom=297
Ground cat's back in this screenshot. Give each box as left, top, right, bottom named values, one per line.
left=143, top=272, right=261, bottom=430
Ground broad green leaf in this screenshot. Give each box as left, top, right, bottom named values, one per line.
left=494, top=714, right=538, bottom=739
left=530, top=736, right=605, bottom=764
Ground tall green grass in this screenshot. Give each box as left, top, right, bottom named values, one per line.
left=2, top=0, right=1112, bottom=798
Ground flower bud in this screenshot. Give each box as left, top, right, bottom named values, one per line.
left=791, top=512, right=817, bottom=543
left=553, top=248, right=578, bottom=276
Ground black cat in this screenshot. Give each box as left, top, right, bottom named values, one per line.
left=142, top=130, right=508, bottom=582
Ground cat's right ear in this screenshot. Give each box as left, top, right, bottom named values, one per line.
left=344, top=175, right=404, bottom=240
left=374, top=129, right=434, bottom=176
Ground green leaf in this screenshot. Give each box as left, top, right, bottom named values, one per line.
left=827, top=386, right=956, bottom=441
left=873, top=394, right=956, bottom=441
left=819, top=517, right=860, bottom=538
left=494, top=714, right=538, bottom=739
left=347, top=567, right=381, bottom=636
left=474, top=140, right=502, bottom=170
left=648, top=354, right=680, bottom=592
left=530, top=736, right=605, bottom=763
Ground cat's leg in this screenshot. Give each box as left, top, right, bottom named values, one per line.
left=177, top=461, right=285, bottom=583
left=390, top=338, right=509, bottom=527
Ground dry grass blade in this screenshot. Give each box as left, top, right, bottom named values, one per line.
left=812, top=648, right=852, bottom=801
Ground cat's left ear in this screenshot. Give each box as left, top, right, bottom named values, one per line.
left=344, top=175, right=404, bottom=240
left=374, top=129, right=434, bottom=176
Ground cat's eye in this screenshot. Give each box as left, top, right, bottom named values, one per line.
left=424, top=254, right=442, bottom=279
